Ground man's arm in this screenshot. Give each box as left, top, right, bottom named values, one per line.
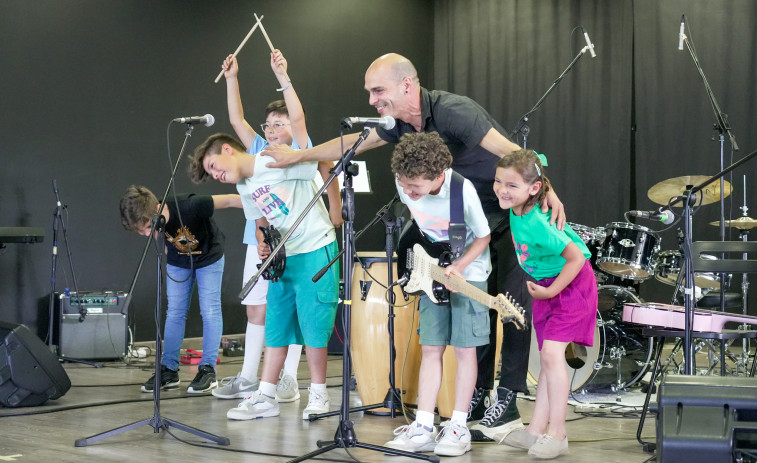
left=479, top=128, right=566, bottom=229
left=212, top=194, right=243, bottom=210
left=264, top=130, right=388, bottom=168
left=222, top=55, right=257, bottom=150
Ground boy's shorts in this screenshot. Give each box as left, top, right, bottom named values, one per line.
left=241, top=244, right=268, bottom=306
left=265, top=240, right=339, bottom=348
left=418, top=279, right=490, bottom=348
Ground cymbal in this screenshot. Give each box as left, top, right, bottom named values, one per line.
left=647, top=175, right=732, bottom=206
left=709, top=216, right=757, bottom=230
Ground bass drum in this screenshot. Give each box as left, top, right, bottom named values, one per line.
left=528, top=285, right=653, bottom=392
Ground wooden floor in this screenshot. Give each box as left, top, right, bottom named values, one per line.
left=0, top=338, right=664, bottom=463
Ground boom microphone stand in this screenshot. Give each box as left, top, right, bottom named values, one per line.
left=247, top=124, right=436, bottom=463
left=75, top=121, right=229, bottom=447
left=510, top=26, right=596, bottom=147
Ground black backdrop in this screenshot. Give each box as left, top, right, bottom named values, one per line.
left=2, top=0, right=756, bottom=342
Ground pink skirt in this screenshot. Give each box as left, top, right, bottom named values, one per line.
left=532, top=260, right=597, bottom=351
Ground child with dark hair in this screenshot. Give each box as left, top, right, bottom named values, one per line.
left=384, top=132, right=491, bottom=457
left=119, top=185, right=241, bottom=394
left=494, top=149, right=598, bottom=459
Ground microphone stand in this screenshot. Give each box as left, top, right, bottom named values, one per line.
left=272, top=125, right=435, bottom=463
left=75, top=122, right=229, bottom=447
left=665, top=148, right=757, bottom=375
left=509, top=37, right=595, bottom=147
left=680, top=26, right=740, bottom=317
left=307, top=194, right=408, bottom=421
left=45, top=180, right=99, bottom=367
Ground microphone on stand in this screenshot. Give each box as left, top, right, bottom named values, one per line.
left=582, top=28, right=597, bottom=58
left=628, top=209, right=676, bottom=225
left=342, top=116, right=396, bottom=130
left=172, top=114, right=215, bottom=127
left=678, top=15, right=686, bottom=51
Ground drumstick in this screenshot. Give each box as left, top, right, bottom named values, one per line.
left=254, top=13, right=291, bottom=82
left=213, top=14, right=264, bottom=84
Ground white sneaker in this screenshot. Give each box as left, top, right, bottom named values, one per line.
left=226, top=390, right=279, bottom=420
left=434, top=423, right=472, bottom=456
left=302, top=388, right=330, bottom=419
left=275, top=370, right=300, bottom=402
left=384, top=421, right=437, bottom=453
left=212, top=373, right=259, bottom=399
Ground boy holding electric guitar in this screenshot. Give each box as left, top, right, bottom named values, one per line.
left=386, top=132, right=523, bottom=457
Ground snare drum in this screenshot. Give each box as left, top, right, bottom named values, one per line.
left=351, top=253, right=421, bottom=412
left=596, top=222, right=660, bottom=280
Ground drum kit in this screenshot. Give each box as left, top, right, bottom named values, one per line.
left=531, top=175, right=757, bottom=394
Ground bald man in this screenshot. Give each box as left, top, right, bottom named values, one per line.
left=266, top=53, right=566, bottom=444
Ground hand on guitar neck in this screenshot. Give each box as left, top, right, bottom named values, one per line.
left=402, top=243, right=527, bottom=330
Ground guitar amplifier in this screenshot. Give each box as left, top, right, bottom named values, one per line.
left=56, top=292, right=128, bottom=360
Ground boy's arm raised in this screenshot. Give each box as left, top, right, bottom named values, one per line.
left=223, top=55, right=257, bottom=150
left=271, top=49, right=308, bottom=150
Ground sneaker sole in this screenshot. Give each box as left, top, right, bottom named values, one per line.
left=475, top=418, right=523, bottom=442
left=384, top=442, right=436, bottom=453
left=140, top=381, right=180, bottom=393
left=227, top=407, right=280, bottom=420
left=276, top=391, right=301, bottom=403
left=434, top=441, right=472, bottom=457
left=187, top=380, right=219, bottom=394
left=212, top=388, right=256, bottom=399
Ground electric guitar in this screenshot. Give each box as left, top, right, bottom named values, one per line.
left=258, top=225, right=286, bottom=282
left=403, top=243, right=527, bottom=330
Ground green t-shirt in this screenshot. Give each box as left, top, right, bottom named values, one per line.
left=509, top=205, right=591, bottom=280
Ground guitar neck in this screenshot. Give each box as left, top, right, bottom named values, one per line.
left=427, top=265, right=493, bottom=307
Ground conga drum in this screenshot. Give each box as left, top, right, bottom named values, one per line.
left=437, top=313, right=504, bottom=419
left=350, top=252, right=421, bottom=413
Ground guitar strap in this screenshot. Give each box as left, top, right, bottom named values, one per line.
left=449, top=171, right=466, bottom=260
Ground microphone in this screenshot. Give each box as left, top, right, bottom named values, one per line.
left=172, top=114, right=215, bottom=127
left=628, top=209, right=675, bottom=225
left=342, top=116, right=396, bottom=130
left=678, top=15, right=685, bottom=51
left=583, top=29, right=596, bottom=58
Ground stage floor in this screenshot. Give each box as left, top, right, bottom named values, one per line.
left=0, top=343, right=657, bottom=463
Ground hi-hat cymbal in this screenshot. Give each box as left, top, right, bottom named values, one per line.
left=709, top=216, right=757, bottom=230
left=647, top=175, right=732, bottom=206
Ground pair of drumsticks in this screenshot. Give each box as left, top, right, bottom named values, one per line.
left=213, top=13, right=286, bottom=84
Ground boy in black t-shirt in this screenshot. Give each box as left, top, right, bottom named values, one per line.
left=119, top=185, right=242, bottom=393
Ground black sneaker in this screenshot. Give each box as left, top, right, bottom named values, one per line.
left=467, top=387, right=492, bottom=422
left=141, top=365, right=180, bottom=393
left=187, top=364, right=218, bottom=394
left=470, top=386, right=523, bottom=442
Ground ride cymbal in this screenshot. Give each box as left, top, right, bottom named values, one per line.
left=647, top=175, right=732, bottom=207
left=708, top=216, right=757, bottom=230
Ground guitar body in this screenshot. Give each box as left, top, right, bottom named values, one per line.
left=397, top=220, right=452, bottom=304
left=258, top=225, right=286, bottom=282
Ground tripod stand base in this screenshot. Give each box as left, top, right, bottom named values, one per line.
left=74, top=415, right=230, bottom=447
left=287, top=420, right=439, bottom=463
